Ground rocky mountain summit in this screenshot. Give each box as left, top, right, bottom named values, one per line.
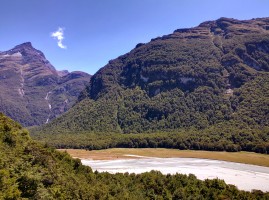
left=0, top=42, right=91, bottom=126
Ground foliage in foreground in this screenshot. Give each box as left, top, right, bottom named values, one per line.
left=1, top=113, right=269, bottom=199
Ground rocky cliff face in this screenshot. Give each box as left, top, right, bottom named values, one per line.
left=0, top=42, right=91, bottom=126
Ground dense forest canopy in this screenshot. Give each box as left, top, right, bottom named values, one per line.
left=1, top=113, right=269, bottom=199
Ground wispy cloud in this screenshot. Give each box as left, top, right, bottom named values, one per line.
left=51, top=27, right=67, bottom=49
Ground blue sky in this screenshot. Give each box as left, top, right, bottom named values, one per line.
left=1, top=0, right=269, bottom=75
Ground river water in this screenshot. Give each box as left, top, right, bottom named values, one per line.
left=82, top=157, right=269, bottom=192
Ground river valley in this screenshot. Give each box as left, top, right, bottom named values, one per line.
left=61, top=148, right=269, bottom=192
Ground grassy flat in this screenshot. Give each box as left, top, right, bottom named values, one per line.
left=59, top=148, right=269, bottom=167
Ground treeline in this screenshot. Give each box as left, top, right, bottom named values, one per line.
left=1, top=113, right=269, bottom=199
left=31, top=122, right=269, bottom=154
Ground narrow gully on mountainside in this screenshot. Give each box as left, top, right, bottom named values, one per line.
left=18, top=65, right=25, bottom=97
left=45, top=91, right=52, bottom=123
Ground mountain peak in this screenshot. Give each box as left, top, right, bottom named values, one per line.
left=57, top=70, right=70, bottom=77
left=8, top=42, right=42, bottom=58
left=11, top=42, right=34, bottom=52
left=0, top=42, right=58, bottom=76
left=17, top=42, right=33, bottom=47
left=172, top=17, right=269, bottom=40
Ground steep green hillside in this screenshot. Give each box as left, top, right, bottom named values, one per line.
left=0, top=42, right=91, bottom=126
left=3, top=113, right=269, bottom=199
left=33, top=17, right=269, bottom=151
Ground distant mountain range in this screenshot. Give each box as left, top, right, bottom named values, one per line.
left=0, top=42, right=91, bottom=126
left=36, top=17, right=269, bottom=136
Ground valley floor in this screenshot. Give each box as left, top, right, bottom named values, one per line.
left=59, top=148, right=269, bottom=167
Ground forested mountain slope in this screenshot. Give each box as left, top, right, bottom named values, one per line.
left=3, top=113, right=269, bottom=199
left=36, top=17, right=269, bottom=137
left=0, top=42, right=91, bottom=126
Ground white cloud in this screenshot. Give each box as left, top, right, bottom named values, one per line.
left=51, top=27, right=67, bottom=49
